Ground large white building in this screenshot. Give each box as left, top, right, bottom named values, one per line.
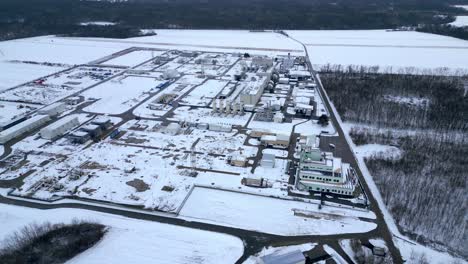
left=239, top=75, right=269, bottom=106
left=0, top=115, right=51, bottom=144
left=40, top=116, right=80, bottom=140
left=296, top=139, right=356, bottom=196
left=37, top=102, right=67, bottom=117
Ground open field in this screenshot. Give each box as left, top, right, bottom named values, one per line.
left=179, top=187, right=376, bottom=236
left=0, top=204, right=244, bottom=264
left=288, top=30, right=468, bottom=73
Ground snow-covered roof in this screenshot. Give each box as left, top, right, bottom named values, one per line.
left=261, top=249, right=305, bottom=264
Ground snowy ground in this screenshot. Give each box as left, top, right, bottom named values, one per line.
left=82, top=75, right=164, bottom=114
left=354, top=144, right=402, bottom=160
left=0, top=36, right=129, bottom=65
left=0, top=62, right=67, bottom=92
left=449, top=16, right=468, bottom=27
left=101, top=50, right=165, bottom=67
left=243, top=243, right=316, bottom=264
left=0, top=101, right=39, bottom=126
left=0, top=204, right=244, bottom=264
left=288, top=30, right=468, bottom=73
left=172, top=107, right=252, bottom=126
left=179, top=187, right=376, bottom=236
left=179, top=79, right=229, bottom=106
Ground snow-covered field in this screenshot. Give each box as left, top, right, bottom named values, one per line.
left=0, top=204, right=244, bottom=264
left=0, top=101, right=39, bottom=126
left=101, top=50, right=165, bottom=67
left=179, top=79, right=229, bottom=106
left=354, top=144, right=402, bottom=160
left=449, top=16, right=468, bottom=27
left=179, top=187, right=376, bottom=236
left=0, top=37, right=128, bottom=65
left=172, top=107, right=252, bottom=126
left=288, top=30, right=468, bottom=73
left=127, top=30, right=304, bottom=55
left=82, top=75, right=164, bottom=114
left=0, top=62, right=67, bottom=92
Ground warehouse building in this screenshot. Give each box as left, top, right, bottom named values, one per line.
left=0, top=115, right=51, bottom=144
left=40, top=116, right=80, bottom=140
left=239, top=76, right=269, bottom=106
left=38, top=102, right=67, bottom=117
left=260, top=134, right=290, bottom=148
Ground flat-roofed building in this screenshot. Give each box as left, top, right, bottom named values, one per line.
left=40, top=116, right=79, bottom=140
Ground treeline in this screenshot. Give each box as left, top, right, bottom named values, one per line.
left=322, top=66, right=468, bottom=259
left=364, top=133, right=467, bottom=259
left=320, top=65, right=468, bottom=131
left=0, top=220, right=106, bottom=264
left=417, top=24, right=468, bottom=41
left=0, top=0, right=463, bottom=40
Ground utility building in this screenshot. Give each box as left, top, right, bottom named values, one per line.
left=40, top=116, right=79, bottom=140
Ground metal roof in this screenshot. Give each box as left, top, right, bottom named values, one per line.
left=261, top=250, right=305, bottom=264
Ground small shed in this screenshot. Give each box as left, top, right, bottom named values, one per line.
left=229, top=155, right=247, bottom=167
left=68, top=131, right=90, bottom=144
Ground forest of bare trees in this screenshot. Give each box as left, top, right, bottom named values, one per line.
left=320, top=66, right=468, bottom=259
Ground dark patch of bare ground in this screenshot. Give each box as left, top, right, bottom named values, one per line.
left=0, top=220, right=106, bottom=264
left=126, top=178, right=150, bottom=192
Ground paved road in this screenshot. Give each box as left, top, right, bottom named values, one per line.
left=288, top=35, right=404, bottom=263
left=0, top=46, right=391, bottom=263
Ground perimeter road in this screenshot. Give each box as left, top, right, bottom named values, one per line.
left=287, top=34, right=404, bottom=263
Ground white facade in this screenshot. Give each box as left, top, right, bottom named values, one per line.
left=40, top=116, right=80, bottom=140
left=0, top=115, right=51, bottom=144
left=38, top=102, right=67, bottom=116
left=239, top=76, right=268, bottom=106
left=273, top=112, right=284, bottom=123
left=209, top=123, right=232, bottom=133
left=260, top=153, right=276, bottom=168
